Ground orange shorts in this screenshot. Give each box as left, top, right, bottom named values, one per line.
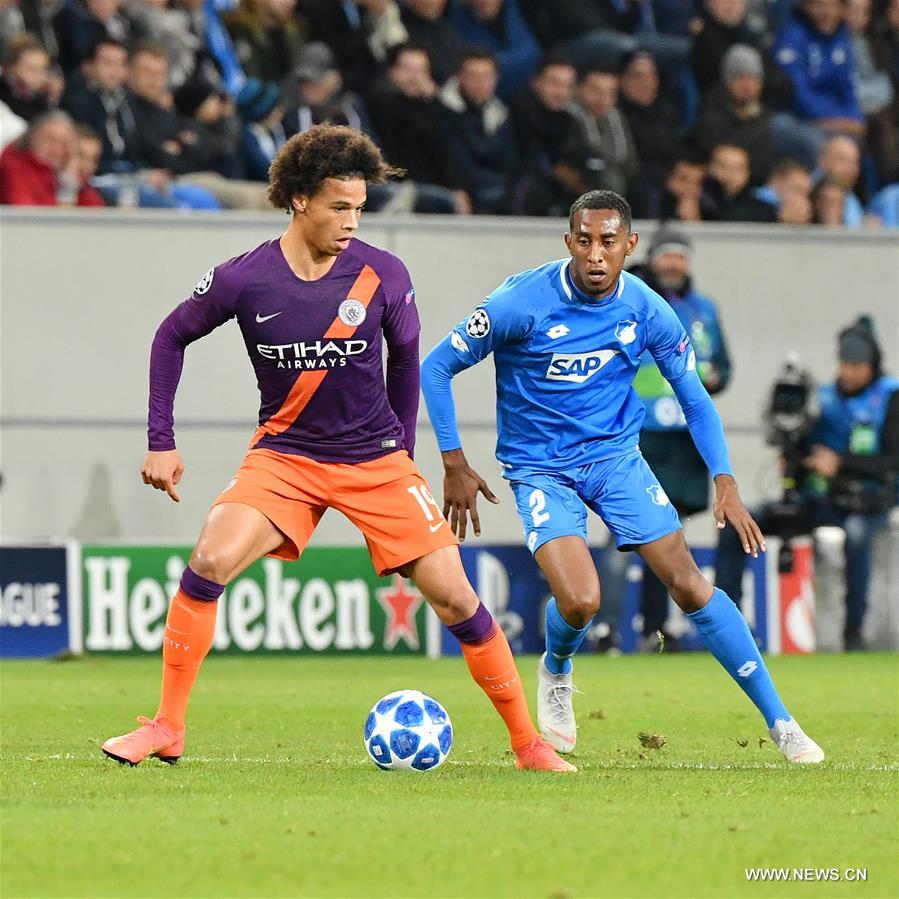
left=212, top=448, right=458, bottom=576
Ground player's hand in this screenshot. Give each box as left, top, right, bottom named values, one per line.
left=441, top=449, right=498, bottom=541
left=141, top=449, right=184, bottom=503
left=713, top=474, right=765, bottom=558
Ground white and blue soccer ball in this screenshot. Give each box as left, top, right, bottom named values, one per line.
left=363, top=690, right=453, bottom=772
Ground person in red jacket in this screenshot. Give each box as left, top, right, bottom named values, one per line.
left=0, top=110, right=105, bottom=206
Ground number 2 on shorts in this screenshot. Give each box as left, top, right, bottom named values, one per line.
left=529, top=489, right=550, bottom=526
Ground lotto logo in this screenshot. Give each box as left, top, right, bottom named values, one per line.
left=737, top=660, right=758, bottom=678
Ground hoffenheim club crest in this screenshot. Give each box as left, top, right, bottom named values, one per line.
left=615, top=320, right=637, bottom=345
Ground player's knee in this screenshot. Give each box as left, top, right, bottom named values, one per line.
left=188, top=548, right=231, bottom=585
left=427, top=584, right=480, bottom=626
left=557, top=585, right=601, bottom=628
left=666, top=567, right=708, bottom=613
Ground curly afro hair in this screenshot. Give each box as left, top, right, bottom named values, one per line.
left=268, top=124, right=403, bottom=213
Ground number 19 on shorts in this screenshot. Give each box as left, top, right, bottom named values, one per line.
left=408, top=485, right=445, bottom=531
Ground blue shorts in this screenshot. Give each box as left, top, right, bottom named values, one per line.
left=510, top=451, right=682, bottom=554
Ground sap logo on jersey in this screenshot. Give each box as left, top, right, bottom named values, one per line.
left=546, top=349, right=619, bottom=383
left=256, top=339, right=367, bottom=369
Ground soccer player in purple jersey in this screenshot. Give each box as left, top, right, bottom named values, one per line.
left=101, top=125, right=572, bottom=773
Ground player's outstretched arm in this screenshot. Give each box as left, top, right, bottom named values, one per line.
left=440, top=448, right=498, bottom=541
left=141, top=449, right=184, bottom=503
left=712, top=473, right=766, bottom=558
left=421, top=331, right=499, bottom=540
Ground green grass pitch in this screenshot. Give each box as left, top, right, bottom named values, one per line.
left=2, top=653, right=896, bottom=899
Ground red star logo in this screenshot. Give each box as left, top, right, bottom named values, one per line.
left=376, top=575, right=423, bottom=650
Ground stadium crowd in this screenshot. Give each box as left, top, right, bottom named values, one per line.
left=1, top=0, right=898, bottom=224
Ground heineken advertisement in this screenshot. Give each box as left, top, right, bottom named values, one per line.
left=81, top=545, right=434, bottom=655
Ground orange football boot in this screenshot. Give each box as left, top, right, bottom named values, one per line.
left=101, top=716, right=185, bottom=766
left=514, top=736, right=577, bottom=772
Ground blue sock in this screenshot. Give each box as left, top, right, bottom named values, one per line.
left=544, top=597, right=591, bottom=676
left=688, top=588, right=790, bottom=728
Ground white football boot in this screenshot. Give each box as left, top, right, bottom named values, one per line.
left=537, top=652, right=578, bottom=754
left=769, top=719, right=825, bottom=764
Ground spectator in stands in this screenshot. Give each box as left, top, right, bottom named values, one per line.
left=53, top=0, right=130, bottom=73
left=61, top=37, right=137, bottom=175
left=702, top=141, right=774, bottom=219
left=690, top=0, right=768, bottom=97
left=236, top=76, right=285, bottom=180
left=178, top=0, right=246, bottom=98
left=74, top=121, right=105, bottom=202
left=868, top=182, right=899, bottom=225
left=0, top=109, right=105, bottom=205
left=846, top=0, right=894, bottom=116
left=439, top=47, right=516, bottom=213
left=0, top=98, right=28, bottom=147
left=629, top=227, right=731, bottom=652
left=773, top=0, right=864, bottom=138
left=281, top=42, right=368, bottom=136
left=173, top=76, right=242, bottom=178
left=127, top=42, right=213, bottom=174
left=869, top=0, right=899, bottom=183
left=302, top=0, right=407, bottom=96
left=637, top=151, right=706, bottom=221
left=569, top=65, right=638, bottom=196
left=399, top=0, right=467, bottom=85
left=619, top=50, right=683, bottom=192
left=508, top=53, right=591, bottom=216
left=812, top=173, right=850, bottom=223
left=226, top=0, right=306, bottom=84
left=691, top=43, right=772, bottom=185
left=717, top=315, right=899, bottom=651
left=753, top=157, right=814, bottom=223
left=816, top=133, right=866, bottom=224
left=0, top=34, right=59, bottom=122
left=125, top=0, right=205, bottom=90
left=368, top=42, right=466, bottom=212
left=448, top=0, right=540, bottom=98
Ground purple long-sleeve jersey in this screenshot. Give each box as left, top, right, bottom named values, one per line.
left=148, top=237, right=421, bottom=464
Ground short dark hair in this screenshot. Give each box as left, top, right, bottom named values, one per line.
left=568, top=190, right=632, bottom=232
left=87, top=37, right=127, bottom=60
left=76, top=123, right=101, bottom=143
left=386, top=41, right=430, bottom=69
left=459, top=47, right=497, bottom=70
left=578, top=64, right=617, bottom=82
left=2, top=34, right=48, bottom=67
left=536, top=52, right=575, bottom=77
left=129, top=41, right=168, bottom=63
left=770, top=158, right=810, bottom=179
left=267, top=124, right=404, bottom=212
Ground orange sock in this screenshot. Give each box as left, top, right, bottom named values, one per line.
left=156, top=590, right=217, bottom=730
left=460, top=625, right=539, bottom=752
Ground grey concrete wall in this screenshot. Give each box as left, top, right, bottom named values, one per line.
left=2, top=208, right=897, bottom=548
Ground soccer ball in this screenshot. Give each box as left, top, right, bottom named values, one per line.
left=363, top=690, right=453, bottom=771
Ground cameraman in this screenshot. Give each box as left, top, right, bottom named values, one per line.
left=631, top=228, right=732, bottom=651
left=716, top=317, right=899, bottom=651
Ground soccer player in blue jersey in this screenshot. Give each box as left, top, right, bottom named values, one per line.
left=421, top=189, right=824, bottom=764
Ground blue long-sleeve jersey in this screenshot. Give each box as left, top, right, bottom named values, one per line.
left=773, top=15, right=861, bottom=122
left=421, top=260, right=733, bottom=479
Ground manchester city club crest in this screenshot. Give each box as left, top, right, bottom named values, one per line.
left=338, top=298, right=367, bottom=327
